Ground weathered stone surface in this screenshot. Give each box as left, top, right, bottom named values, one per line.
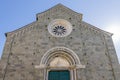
left=0, top=4, right=119, bottom=80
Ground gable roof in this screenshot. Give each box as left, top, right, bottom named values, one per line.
left=36, top=3, right=83, bottom=21
left=5, top=4, right=112, bottom=37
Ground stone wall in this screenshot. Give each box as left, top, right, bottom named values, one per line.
left=0, top=4, right=119, bottom=80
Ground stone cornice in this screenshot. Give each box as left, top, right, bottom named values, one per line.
left=5, top=21, right=37, bottom=37
left=81, top=21, right=113, bottom=36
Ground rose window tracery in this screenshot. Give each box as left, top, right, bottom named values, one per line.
left=53, top=26, right=66, bottom=36
left=48, top=19, right=72, bottom=37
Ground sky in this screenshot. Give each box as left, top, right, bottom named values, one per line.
left=0, top=0, right=120, bottom=62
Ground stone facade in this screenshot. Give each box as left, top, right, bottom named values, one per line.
left=0, top=4, right=120, bottom=80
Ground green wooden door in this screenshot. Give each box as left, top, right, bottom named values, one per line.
left=48, top=70, right=70, bottom=80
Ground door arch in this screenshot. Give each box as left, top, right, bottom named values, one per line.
left=35, top=47, right=85, bottom=80
left=40, top=47, right=81, bottom=66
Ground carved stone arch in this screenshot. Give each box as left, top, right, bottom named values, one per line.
left=35, top=47, right=85, bottom=80
left=36, top=47, right=85, bottom=69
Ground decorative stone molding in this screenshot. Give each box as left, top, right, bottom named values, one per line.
left=81, top=21, right=113, bottom=36
left=48, top=19, right=72, bottom=37
left=35, top=47, right=85, bottom=80
left=35, top=47, right=85, bottom=69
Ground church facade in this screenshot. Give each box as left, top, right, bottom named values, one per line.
left=0, top=4, right=120, bottom=80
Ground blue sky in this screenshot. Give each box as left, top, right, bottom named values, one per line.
left=0, top=0, right=120, bottom=62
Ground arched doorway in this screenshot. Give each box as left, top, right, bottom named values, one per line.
left=48, top=56, right=71, bottom=80
left=46, top=51, right=75, bottom=80
left=35, top=47, right=85, bottom=80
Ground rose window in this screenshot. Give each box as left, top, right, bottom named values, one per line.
left=48, top=19, right=72, bottom=37
left=53, top=26, right=66, bottom=36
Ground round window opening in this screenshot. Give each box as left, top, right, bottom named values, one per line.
left=48, top=19, right=72, bottom=37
